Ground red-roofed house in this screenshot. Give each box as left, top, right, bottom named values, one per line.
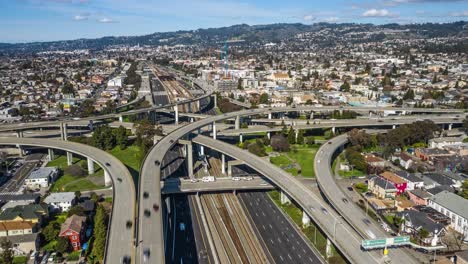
left=379, top=171, right=407, bottom=195
left=59, top=215, right=86, bottom=251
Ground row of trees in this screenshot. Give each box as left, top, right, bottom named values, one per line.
left=92, top=125, right=129, bottom=150
left=124, top=62, right=141, bottom=90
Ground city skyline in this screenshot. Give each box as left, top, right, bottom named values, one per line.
left=1, top=0, right=467, bottom=43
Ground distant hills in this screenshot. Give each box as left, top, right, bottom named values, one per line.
left=0, top=21, right=467, bottom=55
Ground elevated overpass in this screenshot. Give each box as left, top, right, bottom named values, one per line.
left=161, top=176, right=273, bottom=194
left=0, top=137, right=135, bottom=264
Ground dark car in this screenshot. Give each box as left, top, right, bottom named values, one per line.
left=153, top=204, right=159, bottom=212
left=154, top=160, right=160, bottom=166
left=126, top=221, right=132, bottom=229
left=347, top=186, right=353, bottom=191
left=363, top=219, right=371, bottom=225
left=342, top=198, right=349, bottom=203
left=105, top=162, right=111, bottom=167
left=143, top=192, right=149, bottom=199
left=169, top=139, right=174, bottom=143
left=144, top=209, right=151, bottom=217
left=328, top=141, right=332, bottom=144
left=121, top=256, right=131, bottom=264
left=117, top=178, right=122, bottom=183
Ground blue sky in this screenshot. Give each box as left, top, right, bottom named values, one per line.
left=1, top=0, right=467, bottom=43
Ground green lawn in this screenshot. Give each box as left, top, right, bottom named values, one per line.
left=46, top=155, right=82, bottom=168
left=13, top=256, right=28, bottom=264
left=108, top=145, right=142, bottom=184
left=338, top=168, right=366, bottom=178
left=270, top=145, right=319, bottom=178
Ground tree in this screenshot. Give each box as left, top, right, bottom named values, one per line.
left=305, top=136, right=315, bottom=146
left=91, top=205, right=108, bottom=262
left=345, top=147, right=367, bottom=172
left=114, top=126, right=128, bottom=149
left=0, top=238, right=13, bottom=264
left=62, top=82, right=74, bottom=95
left=43, top=221, right=60, bottom=242
left=74, top=191, right=81, bottom=200
left=296, top=130, right=304, bottom=145
left=442, top=228, right=464, bottom=251
left=459, top=180, right=468, bottom=199
left=348, top=129, right=373, bottom=149
left=287, top=127, right=296, bottom=145
left=403, top=89, right=415, bottom=100
left=259, top=93, right=269, bottom=105
left=270, top=135, right=290, bottom=152
left=68, top=205, right=85, bottom=217
left=80, top=99, right=95, bottom=117
left=56, top=237, right=71, bottom=254
left=340, top=81, right=350, bottom=92
left=90, top=192, right=100, bottom=203
left=247, top=141, right=267, bottom=157
left=237, top=78, right=243, bottom=90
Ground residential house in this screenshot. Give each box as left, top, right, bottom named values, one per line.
left=44, top=192, right=75, bottom=212
left=59, top=215, right=87, bottom=251
left=395, top=171, right=424, bottom=191
left=408, top=189, right=431, bottom=206
left=429, top=136, right=463, bottom=149
left=398, top=210, right=445, bottom=246
left=6, top=233, right=39, bottom=255
left=0, top=204, right=48, bottom=224
left=391, top=152, right=414, bottom=170
left=415, top=148, right=453, bottom=162
left=368, top=176, right=397, bottom=199
left=0, top=221, right=34, bottom=237
left=24, top=167, right=58, bottom=189
left=380, top=171, right=407, bottom=194
left=428, top=191, right=468, bottom=241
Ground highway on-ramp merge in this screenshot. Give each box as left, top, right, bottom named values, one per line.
left=0, top=137, right=136, bottom=264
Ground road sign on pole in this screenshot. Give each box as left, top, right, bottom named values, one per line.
left=362, top=236, right=410, bottom=250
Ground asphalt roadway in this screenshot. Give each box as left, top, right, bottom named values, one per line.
left=314, top=133, right=420, bottom=264
left=239, top=191, right=325, bottom=264
left=0, top=137, right=135, bottom=264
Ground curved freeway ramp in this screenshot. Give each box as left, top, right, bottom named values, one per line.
left=314, top=133, right=419, bottom=264
left=0, top=137, right=135, bottom=264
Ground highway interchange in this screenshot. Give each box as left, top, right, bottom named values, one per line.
left=1, top=71, right=464, bottom=263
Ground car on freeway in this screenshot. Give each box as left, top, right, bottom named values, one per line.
left=363, top=218, right=371, bottom=225
left=347, top=186, right=353, bottom=191
left=143, top=248, right=151, bottom=262
left=328, top=141, right=332, bottom=144
left=105, top=162, right=111, bottom=167
left=342, top=198, right=348, bottom=203
left=121, top=256, right=131, bottom=264
left=321, top=207, right=328, bottom=215
left=126, top=220, right=132, bottom=229
left=244, top=176, right=253, bottom=181
left=144, top=209, right=151, bottom=217
left=190, top=179, right=198, bottom=183
left=143, top=192, right=149, bottom=199
left=179, top=223, right=186, bottom=231
left=232, top=177, right=241, bottom=181
left=154, top=160, right=161, bottom=166
left=153, top=204, right=159, bottom=212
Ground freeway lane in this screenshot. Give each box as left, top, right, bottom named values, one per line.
left=315, top=133, right=419, bottom=264
left=0, top=138, right=135, bottom=264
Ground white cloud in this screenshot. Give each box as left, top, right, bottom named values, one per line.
left=450, top=10, right=468, bottom=17
left=98, top=17, right=117, bottom=23
left=362, top=9, right=395, bottom=17
left=324, top=17, right=339, bottom=22
left=73, top=15, right=88, bottom=21
left=303, top=15, right=315, bottom=21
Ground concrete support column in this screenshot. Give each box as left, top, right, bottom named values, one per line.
left=369, top=112, right=372, bottom=117
left=235, top=116, right=240, bottom=130
left=60, top=122, right=64, bottom=140
left=267, top=132, right=271, bottom=140
left=268, top=112, right=272, bottom=119
left=17, top=145, right=23, bottom=157
left=302, top=211, right=311, bottom=227
left=339, top=109, right=343, bottom=115
left=326, top=239, right=333, bottom=258
left=212, top=122, right=217, bottom=140
left=16, top=131, right=23, bottom=138
left=88, top=120, right=94, bottom=131
left=118, top=115, right=123, bottom=123
left=48, top=149, right=55, bottom=162
left=310, top=112, right=314, bottom=119
left=221, top=154, right=226, bottom=175
left=448, top=124, right=453, bottom=130
left=295, top=130, right=299, bottom=141
left=87, top=158, right=95, bottom=175
left=200, top=145, right=205, bottom=156
left=190, top=117, right=194, bottom=123
left=174, top=106, right=179, bottom=125
left=280, top=191, right=291, bottom=205
left=104, top=170, right=112, bottom=186
left=188, top=102, right=192, bottom=113
left=332, top=127, right=336, bottom=134
left=187, top=143, right=193, bottom=179
left=213, top=94, right=217, bottom=108
left=66, top=152, right=73, bottom=166
left=392, top=124, right=396, bottom=129
left=239, top=133, right=243, bottom=143
left=227, top=163, right=232, bottom=177
left=63, top=123, right=68, bottom=141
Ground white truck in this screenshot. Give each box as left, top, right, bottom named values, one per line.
left=201, top=176, right=215, bottom=182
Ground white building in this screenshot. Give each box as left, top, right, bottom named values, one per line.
left=44, top=192, right=75, bottom=212
left=24, top=167, right=58, bottom=189
left=428, top=191, right=468, bottom=241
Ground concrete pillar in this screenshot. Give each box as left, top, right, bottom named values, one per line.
left=267, top=132, right=271, bottom=140
left=104, top=170, right=112, bottom=186
left=392, top=124, right=396, bottom=129
left=339, top=109, right=343, bottom=115
left=190, top=117, right=194, bottom=123
left=228, top=163, right=232, bottom=177
left=310, top=112, right=314, bottom=119
left=188, top=102, right=192, bottom=113
left=212, top=122, right=217, bottom=140
left=448, top=124, right=453, bottom=130
left=332, top=127, right=336, bottom=134
left=66, top=152, right=73, bottom=166
left=87, top=158, right=95, bottom=175
left=280, top=191, right=291, bottom=205
left=200, top=145, right=205, bottom=156
left=16, top=131, right=23, bottom=138
left=63, top=123, right=68, bottom=141
left=187, top=143, right=193, bottom=179
left=268, top=112, right=272, bottom=119
left=239, top=133, right=243, bottom=143
left=88, top=120, right=94, bottom=131
left=213, top=94, right=217, bottom=108
left=60, top=122, right=64, bottom=140
left=302, top=211, right=311, bottom=227
left=48, top=149, right=54, bottom=162
left=174, top=106, right=179, bottom=125
left=326, top=238, right=333, bottom=258
left=369, top=111, right=372, bottom=117
left=221, top=154, right=226, bottom=175
left=235, top=116, right=240, bottom=130
left=119, top=115, right=123, bottom=123
left=295, top=130, right=299, bottom=141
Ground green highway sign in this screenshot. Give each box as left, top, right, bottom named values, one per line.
left=362, top=236, right=410, bottom=249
